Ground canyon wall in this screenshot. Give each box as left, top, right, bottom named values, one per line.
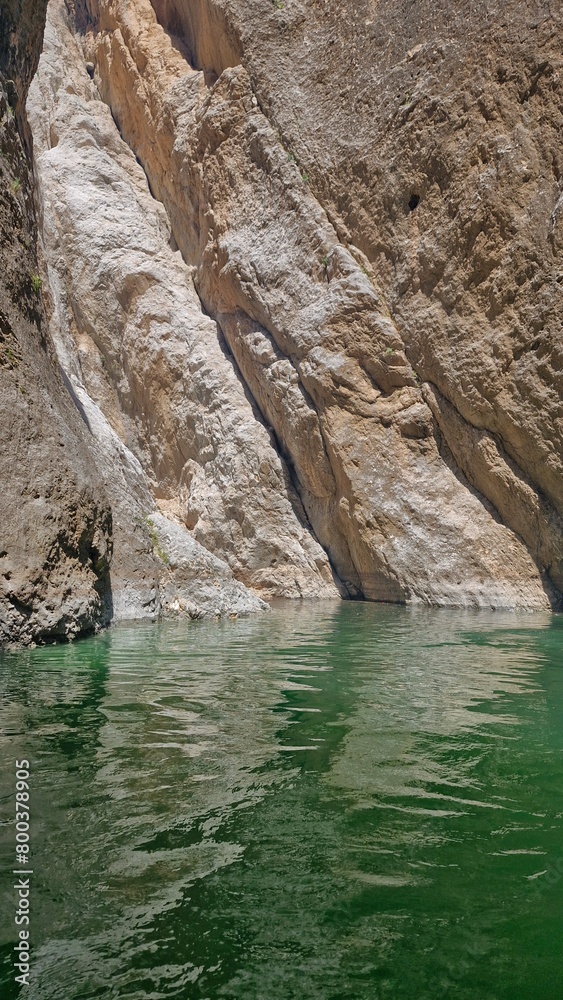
left=0, top=0, right=113, bottom=644
left=28, top=0, right=337, bottom=619
left=1, top=0, right=333, bottom=647
left=36, top=0, right=563, bottom=608
left=1, top=0, right=561, bottom=644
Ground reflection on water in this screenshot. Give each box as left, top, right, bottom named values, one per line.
left=0, top=603, right=562, bottom=998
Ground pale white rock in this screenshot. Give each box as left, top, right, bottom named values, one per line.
left=148, top=513, right=269, bottom=618
left=27, top=0, right=337, bottom=622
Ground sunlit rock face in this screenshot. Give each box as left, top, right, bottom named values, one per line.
left=27, top=0, right=338, bottom=621
left=21, top=0, right=563, bottom=622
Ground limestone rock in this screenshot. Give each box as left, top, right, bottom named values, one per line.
left=0, top=0, right=113, bottom=646
left=27, top=0, right=337, bottom=621
left=66, top=0, right=561, bottom=608
left=148, top=513, right=269, bottom=619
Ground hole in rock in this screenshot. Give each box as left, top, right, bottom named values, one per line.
left=408, top=194, right=420, bottom=212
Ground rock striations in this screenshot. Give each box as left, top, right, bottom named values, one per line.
left=28, top=0, right=336, bottom=620
left=0, top=0, right=113, bottom=645
left=1, top=0, right=561, bottom=643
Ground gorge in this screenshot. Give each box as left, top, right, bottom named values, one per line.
left=1, top=0, right=562, bottom=644
left=1, top=5, right=563, bottom=997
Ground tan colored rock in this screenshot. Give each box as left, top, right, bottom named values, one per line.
left=195, top=0, right=563, bottom=593
left=66, top=0, right=560, bottom=608
left=28, top=0, right=336, bottom=617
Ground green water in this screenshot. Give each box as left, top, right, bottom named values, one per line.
left=1, top=603, right=563, bottom=999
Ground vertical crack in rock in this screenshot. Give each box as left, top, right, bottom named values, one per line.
left=424, top=381, right=563, bottom=595
left=148, top=0, right=242, bottom=80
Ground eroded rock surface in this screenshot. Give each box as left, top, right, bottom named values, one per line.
left=7, top=0, right=558, bottom=635
left=52, top=0, right=561, bottom=609
left=0, top=0, right=113, bottom=645
left=28, top=0, right=336, bottom=621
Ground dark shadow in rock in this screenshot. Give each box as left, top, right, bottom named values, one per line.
left=59, top=366, right=92, bottom=432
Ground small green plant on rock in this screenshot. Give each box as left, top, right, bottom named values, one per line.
left=144, top=515, right=171, bottom=566
left=10, top=178, right=21, bottom=193
left=31, top=274, right=42, bottom=293
left=0, top=344, right=20, bottom=369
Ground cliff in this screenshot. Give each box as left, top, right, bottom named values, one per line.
left=0, top=0, right=113, bottom=644
left=1, top=0, right=561, bottom=644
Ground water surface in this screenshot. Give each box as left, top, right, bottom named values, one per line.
left=1, top=603, right=562, bottom=998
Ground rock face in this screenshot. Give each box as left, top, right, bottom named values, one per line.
left=37, top=0, right=559, bottom=610
left=0, top=0, right=113, bottom=645
left=0, top=0, right=300, bottom=648
left=27, top=0, right=336, bottom=623
left=3, top=0, right=561, bottom=644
